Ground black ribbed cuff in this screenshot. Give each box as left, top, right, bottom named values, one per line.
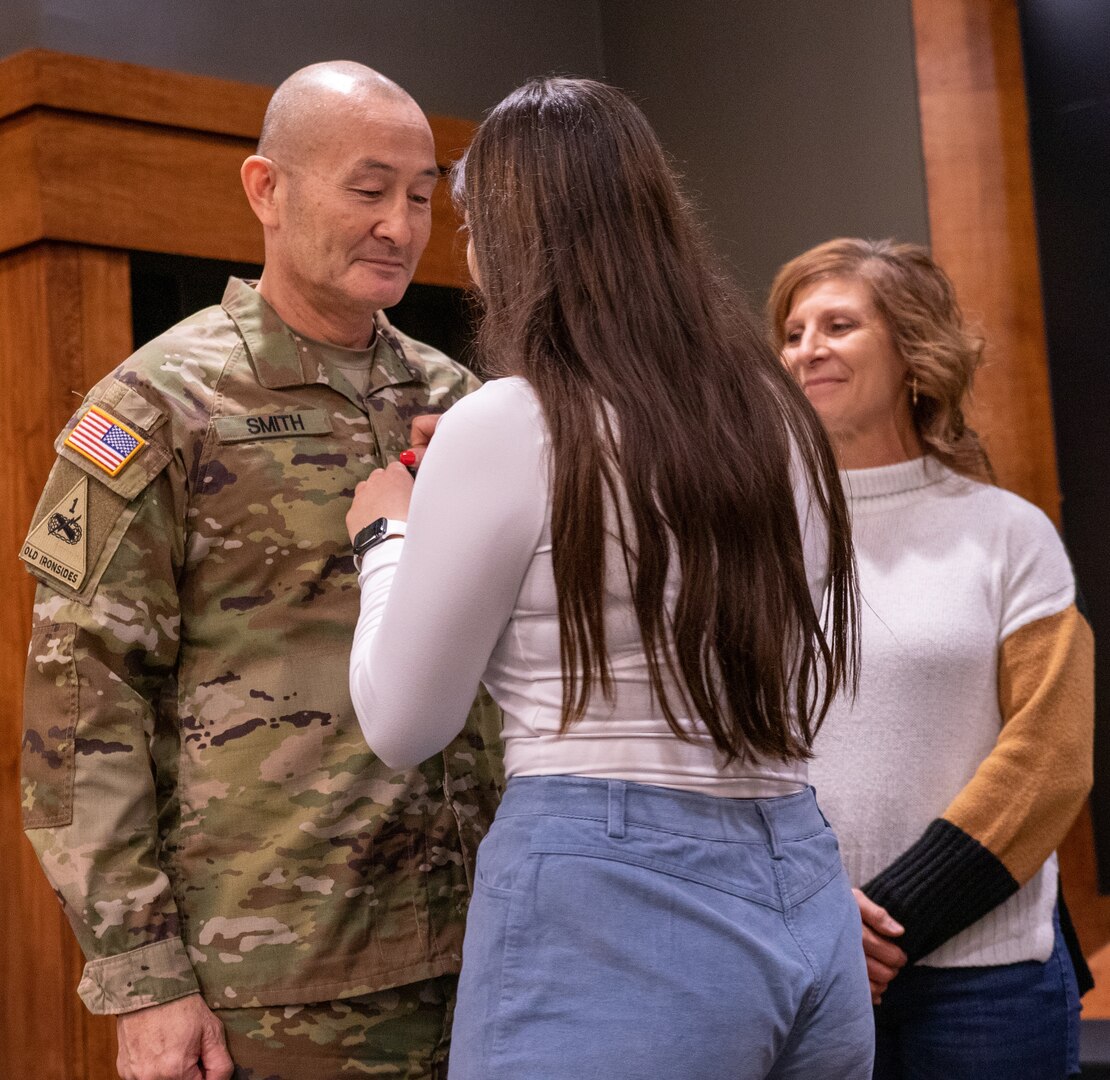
left=862, top=818, right=1018, bottom=963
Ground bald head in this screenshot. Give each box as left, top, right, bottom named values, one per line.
left=258, top=61, right=425, bottom=163
left=243, top=61, right=438, bottom=347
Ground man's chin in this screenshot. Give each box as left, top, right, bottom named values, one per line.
left=349, top=271, right=413, bottom=312
left=331, top=287, right=405, bottom=316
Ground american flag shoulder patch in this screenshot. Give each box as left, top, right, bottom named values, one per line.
left=64, top=405, right=146, bottom=477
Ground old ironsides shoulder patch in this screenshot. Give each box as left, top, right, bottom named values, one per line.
left=63, top=405, right=146, bottom=477
left=22, top=475, right=89, bottom=590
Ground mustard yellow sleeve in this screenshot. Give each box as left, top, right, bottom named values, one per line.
left=864, top=604, right=1093, bottom=962
left=946, top=605, right=1094, bottom=882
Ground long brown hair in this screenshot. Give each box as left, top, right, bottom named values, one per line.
left=768, top=237, right=991, bottom=481
left=456, top=78, right=856, bottom=762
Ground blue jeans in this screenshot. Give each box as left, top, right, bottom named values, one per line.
left=873, top=913, right=1082, bottom=1079
left=449, top=776, right=874, bottom=1079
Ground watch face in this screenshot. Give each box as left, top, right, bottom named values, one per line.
left=354, top=516, right=388, bottom=555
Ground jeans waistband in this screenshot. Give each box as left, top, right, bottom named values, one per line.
left=497, top=775, right=826, bottom=847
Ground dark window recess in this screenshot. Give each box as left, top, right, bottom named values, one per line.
left=387, top=282, right=478, bottom=370
left=130, top=252, right=262, bottom=347
left=129, top=251, right=476, bottom=370
left=1018, top=2, right=1110, bottom=888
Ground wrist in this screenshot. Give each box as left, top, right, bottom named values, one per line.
left=353, top=517, right=407, bottom=570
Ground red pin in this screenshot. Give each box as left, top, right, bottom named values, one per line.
left=399, top=449, right=417, bottom=477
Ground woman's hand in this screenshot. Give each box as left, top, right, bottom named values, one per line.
left=854, top=889, right=908, bottom=1005
left=345, top=413, right=442, bottom=543
left=408, top=414, right=442, bottom=467
left=346, top=462, right=414, bottom=542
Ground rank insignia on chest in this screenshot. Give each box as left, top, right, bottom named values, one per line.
left=64, top=405, right=146, bottom=476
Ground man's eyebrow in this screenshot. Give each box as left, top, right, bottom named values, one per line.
left=350, top=159, right=440, bottom=179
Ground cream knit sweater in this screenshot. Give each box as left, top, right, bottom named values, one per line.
left=810, top=456, right=1093, bottom=967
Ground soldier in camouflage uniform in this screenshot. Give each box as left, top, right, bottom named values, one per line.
left=20, top=62, right=501, bottom=1080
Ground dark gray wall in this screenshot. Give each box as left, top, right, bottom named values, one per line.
left=0, top=0, right=605, bottom=119
left=3, top=0, right=36, bottom=46
left=599, top=0, right=930, bottom=298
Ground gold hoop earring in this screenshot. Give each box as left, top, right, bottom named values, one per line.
left=911, top=377, right=919, bottom=408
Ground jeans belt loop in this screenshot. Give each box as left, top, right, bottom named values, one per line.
left=755, top=801, right=785, bottom=860
left=607, top=780, right=627, bottom=839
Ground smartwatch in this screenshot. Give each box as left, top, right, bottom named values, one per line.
left=352, top=517, right=407, bottom=568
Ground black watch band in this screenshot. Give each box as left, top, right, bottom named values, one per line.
left=353, top=517, right=406, bottom=567
left=353, top=517, right=389, bottom=556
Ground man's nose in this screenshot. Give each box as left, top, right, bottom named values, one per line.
left=373, top=194, right=412, bottom=248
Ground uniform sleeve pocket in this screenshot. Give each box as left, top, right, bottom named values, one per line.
left=22, top=623, right=78, bottom=829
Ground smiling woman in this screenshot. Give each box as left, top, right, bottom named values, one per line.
left=771, top=238, right=989, bottom=478
left=779, top=276, right=921, bottom=469
left=769, top=237, right=1093, bottom=1080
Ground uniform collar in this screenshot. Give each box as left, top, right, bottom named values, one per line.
left=220, top=277, right=424, bottom=397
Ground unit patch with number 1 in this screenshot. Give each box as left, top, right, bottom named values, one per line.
left=22, top=476, right=89, bottom=589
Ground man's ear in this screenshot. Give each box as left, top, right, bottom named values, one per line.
left=241, top=155, right=281, bottom=227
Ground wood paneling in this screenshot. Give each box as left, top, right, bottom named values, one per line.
left=0, top=49, right=475, bottom=288
left=912, top=0, right=1059, bottom=519
left=0, top=112, right=44, bottom=246
left=0, top=243, right=132, bottom=1080
left=0, top=110, right=266, bottom=264
left=422, top=114, right=478, bottom=288
left=913, top=0, right=1106, bottom=1015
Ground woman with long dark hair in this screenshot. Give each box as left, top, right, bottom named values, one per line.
left=346, top=79, right=871, bottom=1078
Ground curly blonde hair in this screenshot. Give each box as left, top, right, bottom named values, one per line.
left=767, top=237, right=991, bottom=481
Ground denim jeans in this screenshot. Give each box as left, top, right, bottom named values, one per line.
left=873, top=912, right=1082, bottom=1079
left=448, top=776, right=874, bottom=1080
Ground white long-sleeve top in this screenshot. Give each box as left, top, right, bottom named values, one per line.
left=351, top=376, right=829, bottom=796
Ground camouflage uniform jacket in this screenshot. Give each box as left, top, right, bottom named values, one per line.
left=20, top=278, right=502, bottom=1015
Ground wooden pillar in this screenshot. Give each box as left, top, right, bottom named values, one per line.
left=912, top=0, right=1108, bottom=1015
left=911, top=0, right=1059, bottom=518
left=0, top=49, right=474, bottom=1077
left=0, top=243, right=132, bottom=1079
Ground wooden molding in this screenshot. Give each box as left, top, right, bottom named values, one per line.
left=0, top=50, right=475, bottom=287
left=0, top=48, right=271, bottom=138
left=0, top=110, right=267, bottom=264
